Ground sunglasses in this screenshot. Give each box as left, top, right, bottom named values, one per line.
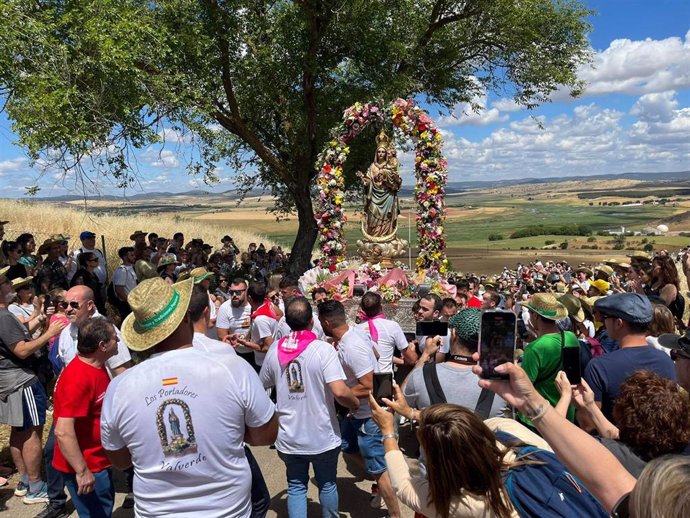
left=229, top=289, right=246, bottom=296
left=60, top=301, right=82, bottom=310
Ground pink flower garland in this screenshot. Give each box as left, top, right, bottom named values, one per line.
left=314, top=99, right=448, bottom=274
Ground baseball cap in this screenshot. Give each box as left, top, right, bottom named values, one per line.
left=80, top=231, right=96, bottom=240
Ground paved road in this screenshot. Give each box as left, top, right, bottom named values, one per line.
left=0, top=443, right=417, bottom=517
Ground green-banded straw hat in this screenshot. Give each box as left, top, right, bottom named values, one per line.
left=526, top=293, right=568, bottom=321
left=121, top=277, right=194, bottom=351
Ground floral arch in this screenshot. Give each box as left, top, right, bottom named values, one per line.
left=315, top=98, right=448, bottom=274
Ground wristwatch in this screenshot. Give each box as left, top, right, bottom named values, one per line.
left=381, top=433, right=398, bottom=443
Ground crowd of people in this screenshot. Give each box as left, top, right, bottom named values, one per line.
left=0, top=218, right=689, bottom=518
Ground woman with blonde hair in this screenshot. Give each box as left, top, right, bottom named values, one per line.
left=646, top=304, right=675, bottom=354
left=630, top=456, right=690, bottom=518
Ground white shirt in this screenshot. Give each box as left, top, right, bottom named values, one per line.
left=205, top=293, right=218, bottom=339
left=69, top=247, right=107, bottom=283
left=260, top=339, right=345, bottom=454
left=416, top=332, right=451, bottom=355
left=274, top=314, right=326, bottom=343
left=251, top=315, right=277, bottom=366
left=216, top=301, right=252, bottom=353
left=337, top=327, right=378, bottom=419
left=58, top=312, right=132, bottom=377
left=357, top=318, right=409, bottom=373
left=112, top=264, right=137, bottom=296
left=192, top=332, right=237, bottom=357
left=100, top=347, right=275, bottom=518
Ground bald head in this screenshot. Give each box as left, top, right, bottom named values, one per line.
left=65, top=285, right=96, bottom=324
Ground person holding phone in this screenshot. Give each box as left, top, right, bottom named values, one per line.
left=414, top=294, right=450, bottom=363
left=521, top=293, right=580, bottom=425
left=318, top=300, right=402, bottom=518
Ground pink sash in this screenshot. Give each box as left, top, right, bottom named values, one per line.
left=357, top=311, right=385, bottom=344
left=277, top=330, right=318, bottom=367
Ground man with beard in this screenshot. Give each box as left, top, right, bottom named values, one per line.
left=216, top=278, right=253, bottom=367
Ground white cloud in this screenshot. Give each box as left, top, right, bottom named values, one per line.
left=158, top=128, right=190, bottom=145
left=147, top=149, right=180, bottom=169
left=491, top=98, right=523, bottom=113
left=630, top=91, right=678, bottom=123
left=443, top=94, right=689, bottom=181
left=550, top=31, right=690, bottom=100
left=0, top=157, right=29, bottom=175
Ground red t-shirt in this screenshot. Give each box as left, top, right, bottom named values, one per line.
left=467, top=296, right=482, bottom=308
left=52, top=357, right=111, bottom=473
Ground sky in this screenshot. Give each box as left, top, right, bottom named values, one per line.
left=0, top=0, right=689, bottom=197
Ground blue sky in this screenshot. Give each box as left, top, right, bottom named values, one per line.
left=0, top=1, right=689, bottom=196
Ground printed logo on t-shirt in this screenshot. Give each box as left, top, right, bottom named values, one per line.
left=286, top=359, right=305, bottom=395
left=156, top=399, right=197, bottom=456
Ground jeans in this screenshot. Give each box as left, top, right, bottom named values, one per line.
left=63, top=468, right=114, bottom=518
left=44, top=422, right=67, bottom=508
left=278, top=446, right=340, bottom=518
left=246, top=446, right=270, bottom=518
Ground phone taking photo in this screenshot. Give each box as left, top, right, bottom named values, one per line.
left=415, top=320, right=449, bottom=337
left=373, top=372, right=393, bottom=406
left=562, top=345, right=581, bottom=384
left=479, top=311, right=517, bottom=380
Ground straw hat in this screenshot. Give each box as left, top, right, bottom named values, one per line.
left=49, top=233, right=70, bottom=243
left=121, top=277, right=194, bottom=352
left=627, top=251, right=651, bottom=262
left=157, top=255, right=178, bottom=268
left=38, top=238, right=63, bottom=255
left=595, top=264, right=613, bottom=278
left=579, top=295, right=602, bottom=316
left=11, top=277, right=33, bottom=290
left=575, top=265, right=593, bottom=277
left=558, top=294, right=585, bottom=323
left=190, top=267, right=211, bottom=284
left=129, top=230, right=147, bottom=240
left=526, top=293, right=568, bottom=321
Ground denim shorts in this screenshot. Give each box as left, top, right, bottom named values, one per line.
left=340, top=416, right=387, bottom=475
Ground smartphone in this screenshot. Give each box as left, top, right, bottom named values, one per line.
left=416, top=320, right=449, bottom=337
left=43, top=294, right=51, bottom=314
left=373, top=372, right=393, bottom=406
left=562, top=346, right=581, bottom=384
left=478, top=311, right=517, bottom=379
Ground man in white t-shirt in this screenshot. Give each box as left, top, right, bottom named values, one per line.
left=67, top=231, right=107, bottom=284
left=261, top=298, right=359, bottom=517
left=188, top=285, right=272, bottom=518
left=415, top=293, right=450, bottom=363
left=111, top=247, right=137, bottom=320
left=100, top=277, right=277, bottom=518
left=58, top=286, right=132, bottom=376
left=216, top=278, right=253, bottom=365
left=229, top=281, right=277, bottom=371
left=276, top=276, right=325, bottom=341
left=357, top=291, right=416, bottom=373
left=318, top=300, right=401, bottom=518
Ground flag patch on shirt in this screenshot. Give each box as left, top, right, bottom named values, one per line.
left=162, top=377, right=178, bottom=386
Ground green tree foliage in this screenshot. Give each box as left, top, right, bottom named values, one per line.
left=509, top=224, right=592, bottom=239
left=0, top=0, right=592, bottom=274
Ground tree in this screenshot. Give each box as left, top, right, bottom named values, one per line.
left=0, top=0, right=592, bottom=275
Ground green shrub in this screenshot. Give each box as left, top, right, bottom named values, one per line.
left=587, top=236, right=597, bottom=242
left=488, top=233, right=504, bottom=241
left=545, top=240, right=555, bottom=245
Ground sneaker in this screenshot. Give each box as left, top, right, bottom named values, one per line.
left=14, top=480, right=29, bottom=497
left=369, top=483, right=382, bottom=509
left=33, top=504, right=68, bottom=518
left=123, top=492, right=135, bottom=509
left=23, top=482, right=50, bottom=505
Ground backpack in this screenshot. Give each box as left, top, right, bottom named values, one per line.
left=422, top=362, right=496, bottom=419
left=496, top=431, right=609, bottom=518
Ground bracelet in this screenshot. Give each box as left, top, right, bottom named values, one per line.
left=381, top=433, right=398, bottom=443
left=526, top=404, right=550, bottom=423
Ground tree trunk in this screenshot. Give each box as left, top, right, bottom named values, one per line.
left=287, top=180, right=318, bottom=277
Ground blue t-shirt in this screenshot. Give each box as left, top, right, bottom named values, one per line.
left=584, top=345, right=676, bottom=420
